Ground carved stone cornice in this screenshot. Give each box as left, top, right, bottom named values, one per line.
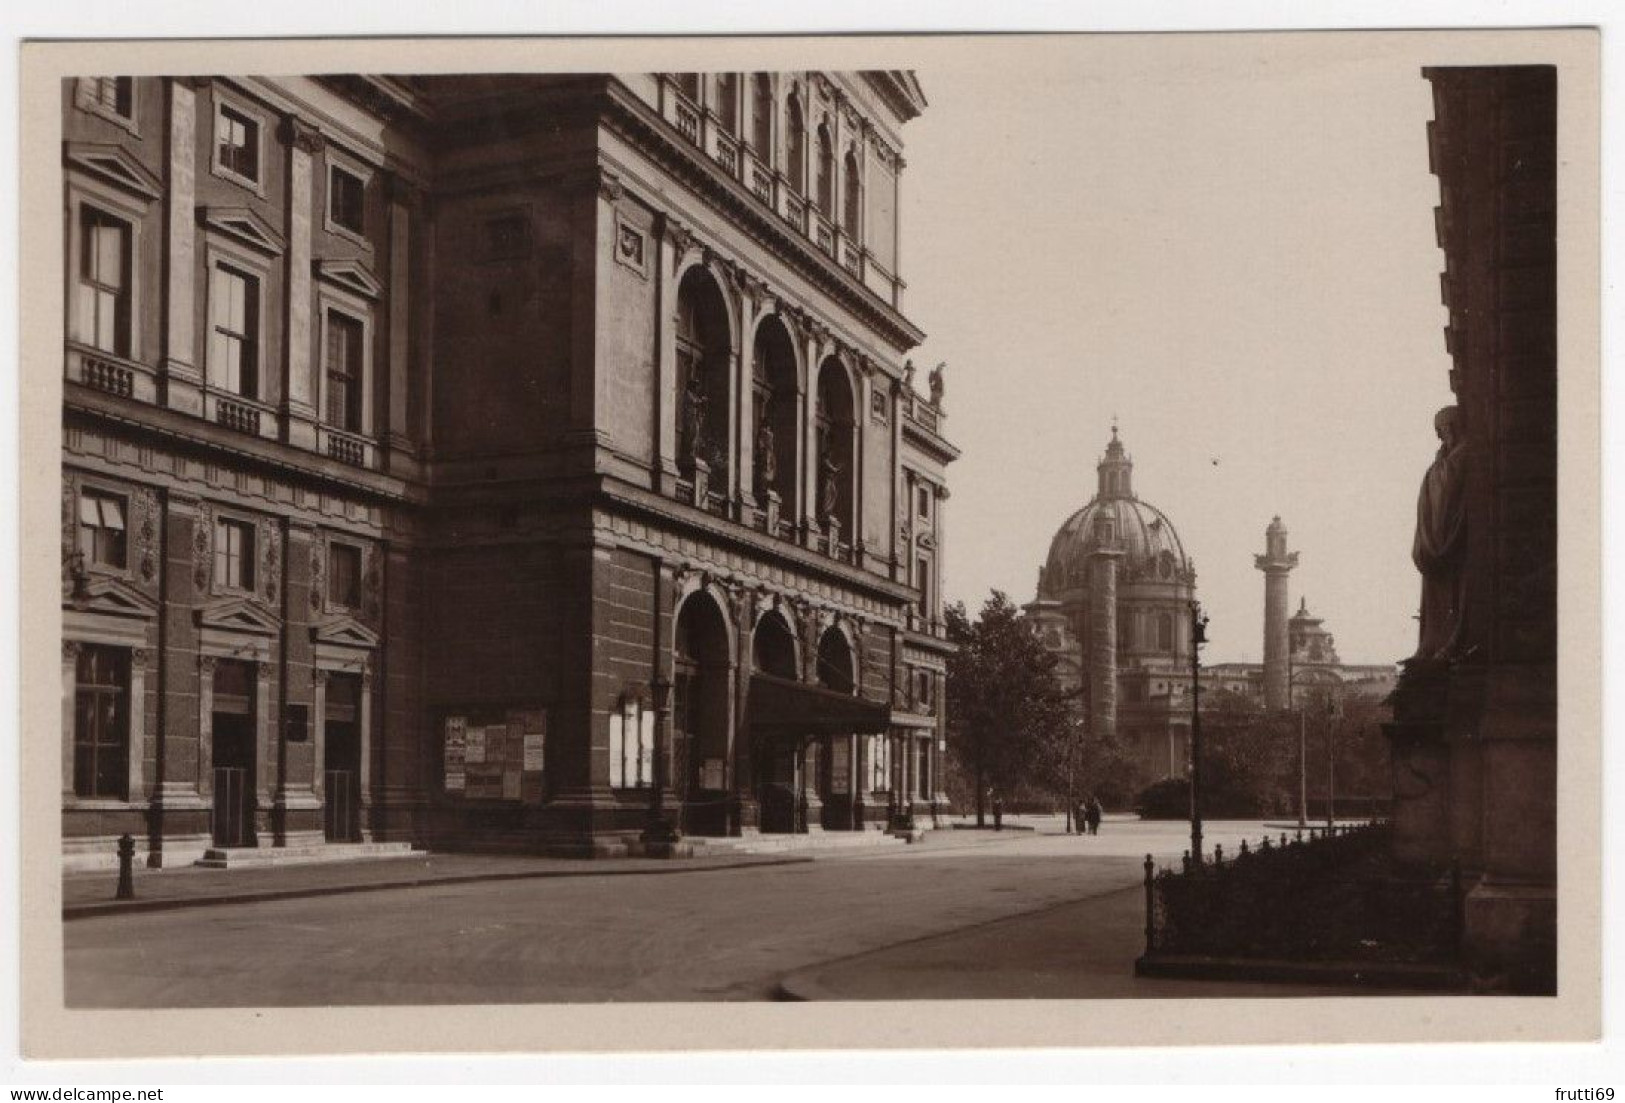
left=281, top=116, right=326, bottom=156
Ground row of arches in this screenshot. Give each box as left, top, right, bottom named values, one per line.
left=676, top=263, right=859, bottom=536
left=671, top=586, right=859, bottom=835
left=671, top=73, right=865, bottom=239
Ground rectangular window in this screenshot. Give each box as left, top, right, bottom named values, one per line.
left=214, top=518, right=256, bottom=592
left=216, top=105, right=259, bottom=182
left=915, top=558, right=931, bottom=613
left=329, top=164, right=365, bottom=234
left=77, top=489, right=127, bottom=569
left=73, top=207, right=130, bottom=356
left=324, top=310, right=364, bottom=431
left=917, top=485, right=931, bottom=519
left=73, top=646, right=129, bottom=799
left=208, top=264, right=259, bottom=398
left=328, top=543, right=361, bottom=609
left=90, top=77, right=134, bottom=119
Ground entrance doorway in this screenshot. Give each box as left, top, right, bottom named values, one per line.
left=210, top=660, right=256, bottom=848
left=323, top=672, right=361, bottom=842
left=673, top=591, right=731, bottom=836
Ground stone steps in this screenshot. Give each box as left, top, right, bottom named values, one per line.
left=193, top=841, right=419, bottom=869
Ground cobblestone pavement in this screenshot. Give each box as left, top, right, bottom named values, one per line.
left=63, top=817, right=1325, bottom=1006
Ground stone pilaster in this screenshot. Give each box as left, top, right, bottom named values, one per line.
left=161, top=79, right=203, bottom=415
left=281, top=116, right=323, bottom=449
left=1087, top=543, right=1123, bottom=741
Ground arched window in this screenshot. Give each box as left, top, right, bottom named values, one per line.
left=815, top=124, right=834, bottom=216
left=1157, top=613, right=1174, bottom=652
left=676, top=269, right=732, bottom=481
left=842, top=149, right=861, bottom=238
left=815, top=359, right=856, bottom=535
left=751, top=316, right=798, bottom=518
left=786, top=92, right=806, bottom=194
left=752, top=74, right=773, bottom=154
left=715, top=73, right=738, bottom=136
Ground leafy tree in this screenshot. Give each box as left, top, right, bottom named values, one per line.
left=944, top=591, right=1074, bottom=825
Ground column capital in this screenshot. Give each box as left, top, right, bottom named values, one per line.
left=280, top=115, right=326, bottom=156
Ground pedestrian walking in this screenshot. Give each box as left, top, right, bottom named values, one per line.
left=992, top=793, right=1004, bottom=831
left=1086, top=796, right=1103, bottom=836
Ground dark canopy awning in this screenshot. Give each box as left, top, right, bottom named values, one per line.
left=747, top=674, right=891, bottom=736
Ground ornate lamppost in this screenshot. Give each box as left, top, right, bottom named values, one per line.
left=641, top=677, right=681, bottom=849
left=1188, top=600, right=1209, bottom=864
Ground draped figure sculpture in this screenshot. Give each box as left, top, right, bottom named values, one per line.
left=1411, top=405, right=1469, bottom=661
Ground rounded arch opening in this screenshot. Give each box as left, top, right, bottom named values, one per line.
left=842, top=148, right=862, bottom=238
left=816, top=626, right=856, bottom=693
left=786, top=91, right=807, bottom=193
left=751, top=315, right=799, bottom=517
left=676, top=267, right=733, bottom=482
left=815, top=358, right=856, bottom=536
left=674, top=590, right=733, bottom=834
left=752, top=610, right=799, bottom=679
left=815, top=123, right=835, bottom=216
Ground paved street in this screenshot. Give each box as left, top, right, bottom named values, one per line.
left=64, top=817, right=1333, bottom=1007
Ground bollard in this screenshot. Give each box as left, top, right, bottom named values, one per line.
left=1142, top=854, right=1156, bottom=954
left=115, top=834, right=136, bottom=900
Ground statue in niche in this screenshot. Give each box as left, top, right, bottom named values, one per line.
left=679, top=373, right=707, bottom=467
left=819, top=450, right=842, bottom=523
left=928, top=361, right=946, bottom=407
left=903, top=359, right=917, bottom=396
left=755, top=407, right=778, bottom=491
left=1410, top=405, right=1469, bottom=662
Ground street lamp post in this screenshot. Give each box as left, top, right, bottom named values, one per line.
left=1188, top=600, right=1208, bottom=865
left=641, top=677, right=680, bottom=850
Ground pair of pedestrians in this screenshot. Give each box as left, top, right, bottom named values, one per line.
left=1073, top=797, right=1103, bottom=836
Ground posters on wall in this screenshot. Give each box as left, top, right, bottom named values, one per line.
left=443, top=707, right=545, bottom=800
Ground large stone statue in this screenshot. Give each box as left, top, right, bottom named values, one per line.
left=928, top=361, right=946, bottom=407
left=755, top=410, right=777, bottom=491
left=1411, top=405, right=1469, bottom=661
left=680, top=374, right=707, bottom=467
left=819, top=450, right=842, bottom=522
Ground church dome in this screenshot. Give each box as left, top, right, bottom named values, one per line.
left=1037, top=427, right=1193, bottom=597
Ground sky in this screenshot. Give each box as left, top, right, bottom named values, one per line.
left=899, top=36, right=1458, bottom=666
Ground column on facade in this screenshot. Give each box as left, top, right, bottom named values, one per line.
left=279, top=522, right=318, bottom=838
left=384, top=177, right=414, bottom=460
left=653, top=216, right=682, bottom=495
left=281, top=117, right=323, bottom=449
left=153, top=493, right=209, bottom=850
left=734, top=295, right=756, bottom=519
left=889, top=377, right=906, bottom=582
left=730, top=591, right=758, bottom=835
left=799, top=327, right=822, bottom=543
left=161, top=79, right=203, bottom=415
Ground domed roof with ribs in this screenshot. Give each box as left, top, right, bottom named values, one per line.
left=1038, top=427, right=1193, bottom=597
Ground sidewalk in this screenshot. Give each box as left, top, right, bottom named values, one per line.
left=63, top=849, right=812, bottom=920
left=777, top=881, right=1386, bottom=1000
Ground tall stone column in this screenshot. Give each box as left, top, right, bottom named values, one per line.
left=1254, top=515, right=1299, bottom=711
left=1087, top=541, right=1123, bottom=740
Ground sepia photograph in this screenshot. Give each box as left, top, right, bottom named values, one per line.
left=13, top=24, right=1602, bottom=1062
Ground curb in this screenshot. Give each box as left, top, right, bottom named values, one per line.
left=63, top=854, right=815, bottom=921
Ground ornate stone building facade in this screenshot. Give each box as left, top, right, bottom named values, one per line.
left=60, top=71, right=954, bottom=866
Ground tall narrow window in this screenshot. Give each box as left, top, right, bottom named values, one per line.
left=214, top=517, right=256, bottom=592
left=815, top=125, right=834, bottom=216
left=328, top=543, right=362, bottom=609
left=208, top=264, right=259, bottom=397
left=715, top=73, right=738, bottom=136
left=324, top=310, right=364, bottom=431
left=915, top=557, right=931, bottom=614
left=329, top=165, right=365, bottom=234
left=751, top=74, right=772, bottom=154
left=786, top=92, right=806, bottom=194
left=215, top=105, right=259, bottom=183
left=74, top=207, right=130, bottom=356
left=1157, top=613, right=1175, bottom=652
left=843, top=149, right=862, bottom=237
left=675, top=73, right=700, bottom=102
left=73, top=646, right=129, bottom=799
left=77, top=489, right=127, bottom=569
